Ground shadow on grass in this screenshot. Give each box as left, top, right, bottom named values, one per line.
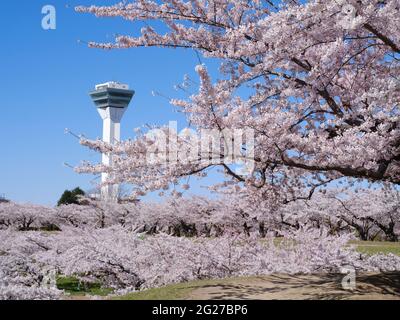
left=188, top=272, right=400, bottom=300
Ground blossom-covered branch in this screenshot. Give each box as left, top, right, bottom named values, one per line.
left=75, top=1, right=399, bottom=200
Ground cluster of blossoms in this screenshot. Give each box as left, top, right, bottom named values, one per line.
left=0, top=230, right=62, bottom=300
left=0, top=202, right=57, bottom=231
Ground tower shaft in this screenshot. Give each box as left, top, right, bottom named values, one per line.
left=101, top=118, right=121, bottom=201
left=89, top=82, right=135, bottom=202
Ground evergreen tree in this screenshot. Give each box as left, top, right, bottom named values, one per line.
left=57, top=187, right=85, bottom=206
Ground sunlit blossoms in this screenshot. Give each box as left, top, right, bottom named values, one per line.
left=75, top=0, right=399, bottom=202
left=0, top=230, right=62, bottom=300
left=0, top=202, right=57, bottom=231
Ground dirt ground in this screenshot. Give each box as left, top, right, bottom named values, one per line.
left=187, top=272, right=400, bottom=300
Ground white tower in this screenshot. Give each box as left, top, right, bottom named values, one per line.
left=89, top=82, right=135, bottom=201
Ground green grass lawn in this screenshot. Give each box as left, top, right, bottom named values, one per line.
left=352, top=240, right=400, bottom=256
left=114, top=281, right=204, bottom=300
left=114, top=277, right=249, bottom=300
left=57, top=276, right=113, bottom=297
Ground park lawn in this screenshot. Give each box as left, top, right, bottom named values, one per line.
left=57, top=276, right=113, bottom=297
left=114, top=281, right=208, bottom=300
left=352, top=240, right=400, bottom=256
left=113, top=277, right=249, bottom=300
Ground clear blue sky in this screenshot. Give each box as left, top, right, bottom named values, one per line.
left=0, top=0, right=221, bottom=205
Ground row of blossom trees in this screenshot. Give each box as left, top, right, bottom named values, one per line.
left=1, top=189, right=399, bottom=299
left=275, top=188, right=400, bottom=241
left=2, top=221, right=400, bottom=300
left=1, top=188, right=399, bottom=241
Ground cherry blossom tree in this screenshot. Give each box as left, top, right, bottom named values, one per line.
left=0, top=230, right=62, bottom=300
left=56, top=199, right=128, bottom=229
left=268, top=188, right=400, bottom=241
left=75, top=0, right=400, bottom=202
left=0, top=202, right=56, bottom=231
left=328, top=188, right=400, bottom=241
